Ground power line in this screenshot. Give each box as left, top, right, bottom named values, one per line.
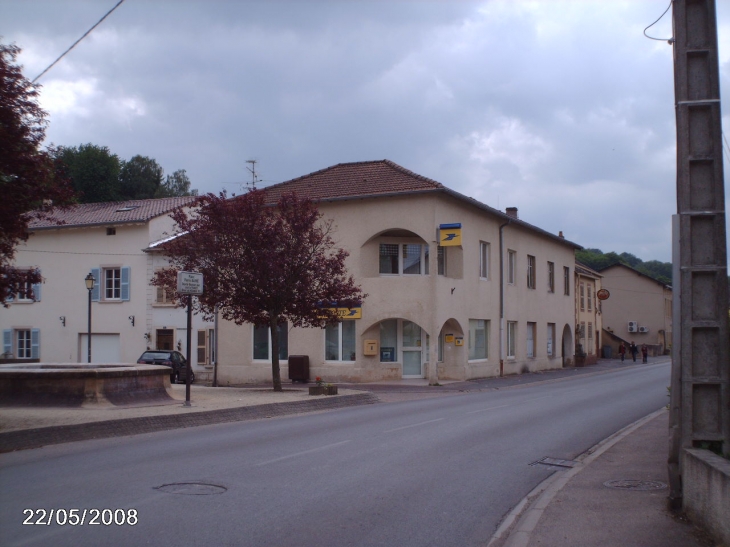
left=643, top=0, right=674, bottom=43
left=32, top=0, right=126, bottom=83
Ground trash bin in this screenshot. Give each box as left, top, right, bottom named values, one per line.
left=602, top=345, right=613, bottom=359
left=288, top=355, right=310, bottom=382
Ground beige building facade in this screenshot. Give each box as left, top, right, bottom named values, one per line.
left=599, top=263, right=672, bottom=355
left=575, top=263, right=603, bottom=364
left=216, top=161, right=581, bottom=384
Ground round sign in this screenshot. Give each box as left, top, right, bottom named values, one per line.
left=596, top=288, right=610, bottom=301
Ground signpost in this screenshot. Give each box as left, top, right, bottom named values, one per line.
left=177, top=271, right=203, bottom=406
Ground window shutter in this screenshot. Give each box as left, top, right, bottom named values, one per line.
left=197, top=330, right=207, bottom=364
left=3, top=329, right=12, bottom=356
left=121, top=267, right=131, bottom=301
left=31, top=329, right=40, bottom=359
left=91, top=268, right=100, bottom=301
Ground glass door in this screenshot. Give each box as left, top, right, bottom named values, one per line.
left=402, top=320, right=424, bottom=378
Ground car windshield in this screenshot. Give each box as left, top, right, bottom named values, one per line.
left=140, top=352, right=171, bottom=360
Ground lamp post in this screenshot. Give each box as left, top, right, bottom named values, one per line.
left=84, top=273, right=95, bottom=363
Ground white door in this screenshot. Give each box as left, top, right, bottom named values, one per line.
left=79, top=334, right=121, bottom=363
left=402, top=320, right=424, bottom=378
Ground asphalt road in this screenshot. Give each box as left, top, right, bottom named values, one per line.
left=0, top=361, right=670, bottom=547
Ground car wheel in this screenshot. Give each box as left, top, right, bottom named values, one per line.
left=190, top=372, right=195, bottom=384
left=171, top=371, right=178, bottom=384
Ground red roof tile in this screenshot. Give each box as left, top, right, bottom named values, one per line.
left=261, top=159, right=444, bottom=203
left=29, top=196, right=198, bottom=230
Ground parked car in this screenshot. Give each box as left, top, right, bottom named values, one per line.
left=137, top=350, right=195, bottom=384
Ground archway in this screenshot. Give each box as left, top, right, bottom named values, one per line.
left=561, top=324, right=574, bottom=367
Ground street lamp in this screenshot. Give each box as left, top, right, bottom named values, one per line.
left=85, top=273, right=95, bottom=363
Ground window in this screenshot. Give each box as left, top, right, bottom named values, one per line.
left=437, top=246, right=446, bottom=276
left=563, top=266, right=570, bottom=295
left=379, top=319, right=397, bottom=362
left=468, top=319, right=488, bottom=360
left=325, top=321, right=356, bottom=361
left=90, top=267, right=130, bottom=302
left=197, top=330, right=208, bottom=364
left=5, top=270, right=41, bottom=303
left=479, top=242, right=490, bottom=279
left=547, top=262, right=555, bottom=293
left=379, top=243, right=428, bottom=275
left=547, top=323, right=555, bottom=357
left=580, top=282, right=585, bottom=311
left=527, top=255, right=536, bottom=289
left=508, top=250, right=516, bottom=284
left=580, top=321, right=586, bottom=342
left=587, top=285, right=593, bottom=311
left=526, top=322, right=536, bottom=358
left=588, top=322, right=594, bottom=352
left=3, top=328, right=40, bottom=359
left=507, top=321, right=517, bottom=358
left=253, top=323, right=288, bottom=361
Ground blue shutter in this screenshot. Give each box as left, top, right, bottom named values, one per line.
left=121, top=267, right=131, bottom=301
left=3, top=330, right=11, bottom=356
left=91, top=268, right=100, bottom=301
left=33, top=270, right=41, bottom=302
left=31, top=329, right=40, bottom=359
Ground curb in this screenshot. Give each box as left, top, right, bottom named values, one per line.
left=0, top=392, right=379, bottom=453
left=488, top=407, right=668, bottom=547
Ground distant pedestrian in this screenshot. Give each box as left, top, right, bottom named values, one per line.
left=641, top=344, right=648, bottom=363
left=619, top=342, right=626, bottom=362
left=630, top=342, right=638, bottom=362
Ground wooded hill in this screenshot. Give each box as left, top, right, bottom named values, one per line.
left=575, top=249, right=672, bottom=286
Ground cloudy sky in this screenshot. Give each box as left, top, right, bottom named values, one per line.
left=3, top=0, right=730, bottom=263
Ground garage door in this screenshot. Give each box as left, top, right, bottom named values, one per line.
left=79, top=334, right=121, bottom=363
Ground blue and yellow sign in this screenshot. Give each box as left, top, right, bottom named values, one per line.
left=327, top=307, right=362, bottom=319
left=439, top=223, right=462, bottom=247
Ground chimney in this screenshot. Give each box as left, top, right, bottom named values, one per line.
left=506, top=207, right=518, bottom=219
left=559, top=231, right=564, bottom=238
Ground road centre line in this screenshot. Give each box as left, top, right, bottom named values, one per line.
left=384, top=418, right=444, bottom=433
left=466, top=404, right=512, bottom=415
left=256, top=440, right=351, bottom=466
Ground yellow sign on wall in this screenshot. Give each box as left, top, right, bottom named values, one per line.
left=327, top=307, right=362, bottom=319
left=439, top=223, right=462, bottom=247
left=444, top=334, right=454, bottom=344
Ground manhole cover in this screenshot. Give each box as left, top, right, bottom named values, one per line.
left=603, top=480, right=667, bottom=491
left=155, top=482, right=227, bottom=495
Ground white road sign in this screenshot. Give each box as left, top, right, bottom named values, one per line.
left=177, top=271, right=204, bottom=295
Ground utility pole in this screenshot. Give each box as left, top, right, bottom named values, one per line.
left=668, top=0, right=729, bottom=509
left=245, top=159, right=259, bottom=190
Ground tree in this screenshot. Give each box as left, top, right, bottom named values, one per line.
left=152, top=190, right=366, bottom=391
left=0, top=43, right=75, bottom=305
left=155, top=169, right=197, bottom=198
left=118, top=155, right=163, bottom=200
left=54, top=143, right=121, bottom=203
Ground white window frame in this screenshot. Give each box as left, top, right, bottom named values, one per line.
left=379, top=243, right=429, bottom=276
left=508, top=250, right=516, bottom=285
left=527, top=255, right=536, bottom=289
left=526, top=322, right=536, bottom=358
left=479, top=242, right=490, bottom=280
left=547, top=323, right=555, bottom=357
left=507, top=321, right=517, bottom=358
left=468, top=319, right=489, bottom=361
left=547, top=261, right=555, bottom=293
left=252, top=323, right=289, bottom=361
left=587, top=285, right=593, bottom=311
left=580, top=282, right=585, bottom=311
left=325, top=321, right=356, bottom=362
left=104, top=268, right=122, bottom=300
left=3, top=328, right=40, bottom=359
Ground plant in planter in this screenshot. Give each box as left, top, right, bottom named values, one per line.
left=309, top=377, right=338, bottom=395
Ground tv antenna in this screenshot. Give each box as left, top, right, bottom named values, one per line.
left=245, top=160, right=259, bottom=190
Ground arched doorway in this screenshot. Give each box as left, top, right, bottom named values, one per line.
left=562, top=324, right=573, bottom=367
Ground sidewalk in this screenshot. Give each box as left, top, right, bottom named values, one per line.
left=490, top=409, right=714, bottom=547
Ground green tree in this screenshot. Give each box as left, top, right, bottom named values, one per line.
left=55, top=143, right=121, bottom=203
left=155, top=169, right=197, bottom=198
left=118, top=155, right=163, bottom=200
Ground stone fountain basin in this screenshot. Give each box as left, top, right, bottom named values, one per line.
left=0, top=363, right=174, bottom=407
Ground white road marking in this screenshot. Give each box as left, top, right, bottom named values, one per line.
left=256, top=440, right=351, bottom=466
left=384, top=418, right=444, bottom=433
left=466, top=404, right=512, bottom=415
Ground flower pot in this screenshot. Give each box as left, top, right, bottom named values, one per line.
left=309, top=386, right=326, bottom=395
left=324, top=385, right=338, bottom=395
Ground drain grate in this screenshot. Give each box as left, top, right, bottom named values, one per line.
left=155, top=482, right=227, bottom=495
left=529, top=457, right=579, bottom=470
left=603, top=480, right=667, bottom=491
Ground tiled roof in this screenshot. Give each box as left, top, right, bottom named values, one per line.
left=261, top=160, right=581, bottom=250
left=261, top=160, right=444, bottom=203
left=29, top=196, right=198, bottom=230
left=575, top=262, right=602, bottom=278
left=597, top=262, right=671, bottom=290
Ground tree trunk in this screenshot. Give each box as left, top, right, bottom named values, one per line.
left=270, top=314, right=282, bottom=392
